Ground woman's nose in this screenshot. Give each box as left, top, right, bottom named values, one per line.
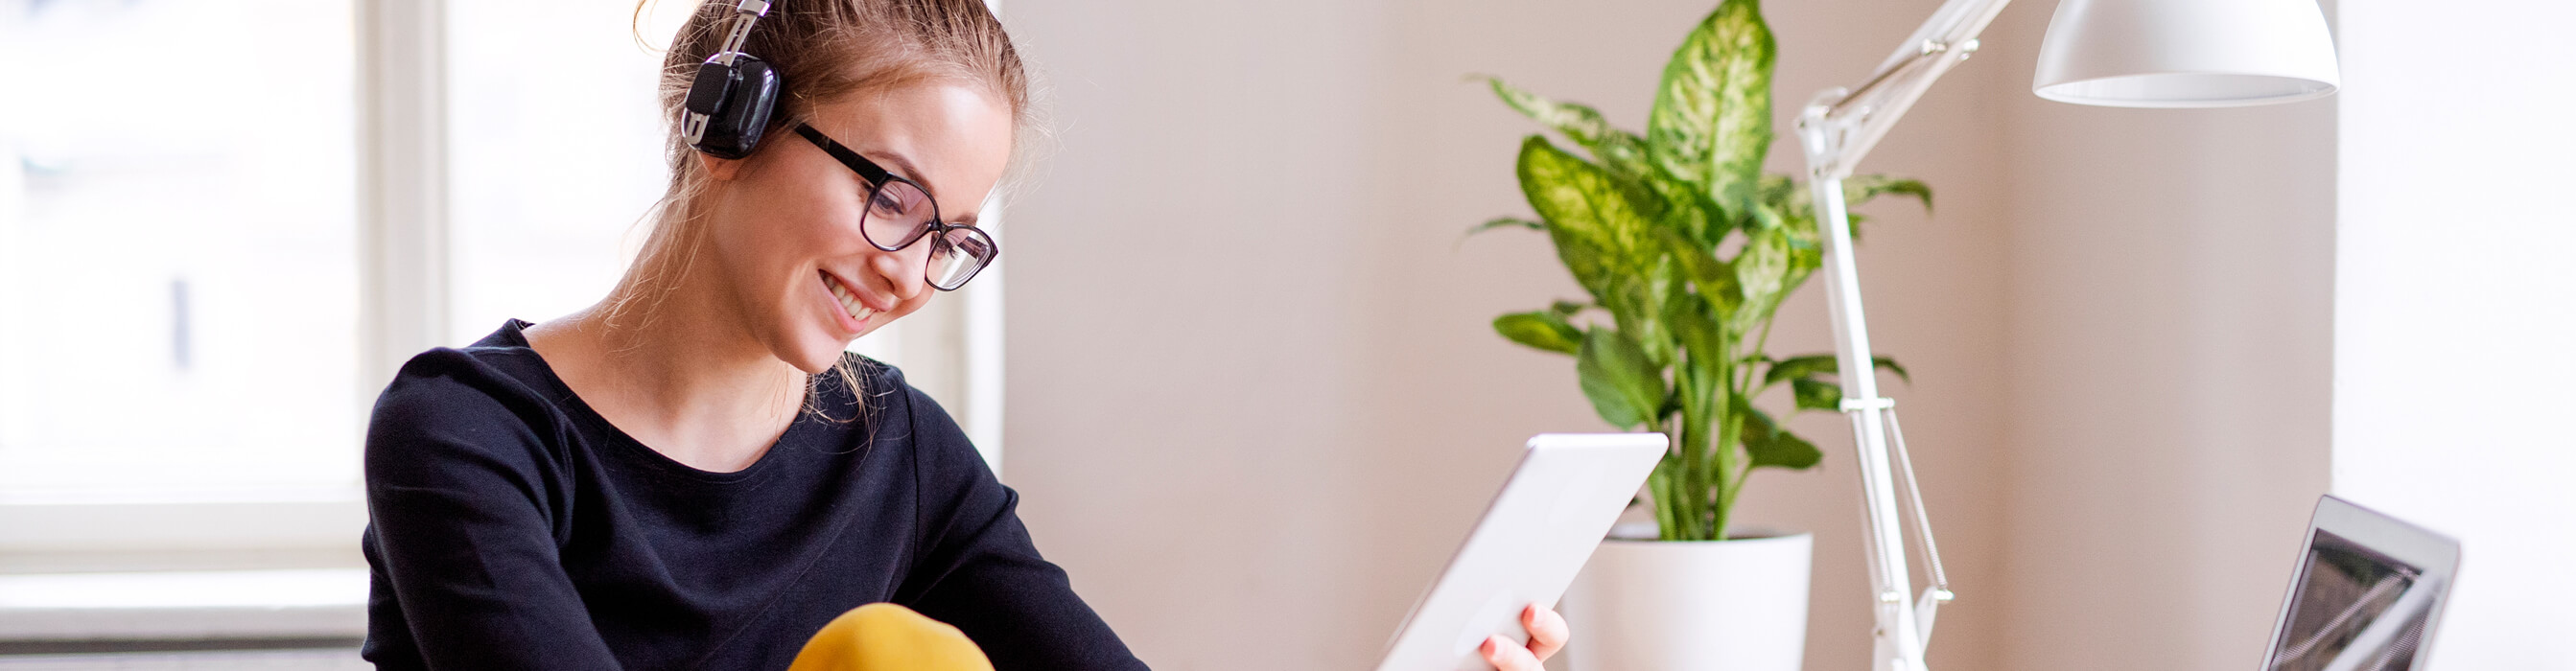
left=870, top=245, right=929, bottom=301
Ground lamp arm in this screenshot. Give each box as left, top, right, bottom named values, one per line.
left=1804, top=0, right=2013, bottom=178
left=1791, top=1, right=2012, bottom=670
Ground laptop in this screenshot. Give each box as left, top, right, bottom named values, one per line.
left=2260, top=495, right=2461, bottom=671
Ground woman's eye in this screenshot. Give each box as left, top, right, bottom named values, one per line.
left=868, top=190, right=904, bottom=216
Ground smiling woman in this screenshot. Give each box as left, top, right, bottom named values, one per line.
left=355, top=1, right=1140, bottom=670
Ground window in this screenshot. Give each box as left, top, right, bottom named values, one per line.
left=0, top=0, right=1004, bottom=556
left=0, top=0, right=362, bottom=502
left=444, top=0, right=681, bottom=346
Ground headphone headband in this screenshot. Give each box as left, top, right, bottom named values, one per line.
left=710, top=0, right=772, bottom=66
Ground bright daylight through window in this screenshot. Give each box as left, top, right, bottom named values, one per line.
left=0, top=0, right=362, bottom=499
left=446, top=0, right=686, bottom=348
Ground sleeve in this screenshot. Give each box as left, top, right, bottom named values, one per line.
left=891, top=384, right=1151, bottom=671
left=360, top=351, right=625, bottom=671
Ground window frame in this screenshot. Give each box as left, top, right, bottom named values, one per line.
left=0, top=0, right=1007, bottom=557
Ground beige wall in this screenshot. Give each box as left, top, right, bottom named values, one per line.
left=998, top=1, right=2330, bottom=669
left=1983, top=2, right=2338, bottom=669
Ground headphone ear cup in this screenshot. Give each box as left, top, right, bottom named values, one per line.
left=687, top=56, right=783, bottom=160
left=722, top=57, right=783, bottom=157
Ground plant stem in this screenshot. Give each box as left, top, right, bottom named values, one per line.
left=1706, top=316, right=1773, bottom=542
left=1709, top=332, right=1739, bottom=541
left=1670, top=403, right=1699, bottom=539
left=1743, top=316, right=1776, bottom=393
left=1649, top=458, right=1683, bottom=541
left=1722, top=460, right=1752, bottom=524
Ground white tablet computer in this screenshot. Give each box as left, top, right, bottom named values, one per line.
left=1373, top=432, right=1667, bottom=671
left=2260, top=495, right=2461, bottom=671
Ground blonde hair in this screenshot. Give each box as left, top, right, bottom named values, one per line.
left=616, top=0, right=1032, bottom=421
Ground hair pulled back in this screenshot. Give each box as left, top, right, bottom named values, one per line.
left=618, top=0, right=1030, bottom=419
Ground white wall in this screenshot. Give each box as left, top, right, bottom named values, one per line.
left=2334, top=1, right=2576, bottom=666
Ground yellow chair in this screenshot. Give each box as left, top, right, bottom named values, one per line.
left=786, top=603, right=995, bottom=671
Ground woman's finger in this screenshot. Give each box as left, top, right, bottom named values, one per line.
left=1479, top=635, right=1543, bottom=671
left=1523, top=604, right=1570, bottom=660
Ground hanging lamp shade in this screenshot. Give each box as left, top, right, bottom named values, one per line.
left=2033, top=0, right=2340, bottom=107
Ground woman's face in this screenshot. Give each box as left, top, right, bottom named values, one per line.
left=699, top=81, right=1014, bottom=374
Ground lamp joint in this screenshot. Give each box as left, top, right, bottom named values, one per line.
left=1840, top=397, right=1895, bottom=412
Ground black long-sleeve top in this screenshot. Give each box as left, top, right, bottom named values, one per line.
left=360, top=320, right=1147, bottom=671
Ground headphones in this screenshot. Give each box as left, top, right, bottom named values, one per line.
left=681, top=0, right=784, bottom=160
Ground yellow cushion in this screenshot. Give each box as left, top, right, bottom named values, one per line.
left=786, top=603, right=995, bottom=671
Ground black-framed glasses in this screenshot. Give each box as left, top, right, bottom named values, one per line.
left=793, top=124, right=998, bottom=291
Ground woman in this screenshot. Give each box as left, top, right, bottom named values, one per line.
left=357, top=1, right=1567, bottom=669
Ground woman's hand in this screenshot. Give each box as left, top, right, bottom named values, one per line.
left=1476, top=604, right=1570, bottom=671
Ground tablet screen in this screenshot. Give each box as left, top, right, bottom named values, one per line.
left=2267, top=529, right=2432, bottom=671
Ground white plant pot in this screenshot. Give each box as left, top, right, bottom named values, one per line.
left=1560, top=524, right=1812, bottom=671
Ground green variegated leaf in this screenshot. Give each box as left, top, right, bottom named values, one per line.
left=1774, top=174, right=1931, bottom=244
left=1577, top=328, right=1666, bottom=429
left=1729, top=226, right=1791, bottom=335
left=1781, top=223, right=1822, bottom=295
left=1493, top=311, right=1583, bottom=355
left=1466, top=217, right=1544, bottom=237
left=1845, top=174, right=1933, bottom=213
left=1657, top=229, right=1724, bottom=286
left=1791, top=378, right=1840, bottom=411
left=1758, top=174, right=1802, bottom=213
left=1517, top=135, right=1658, bottom=303
left=1763, top=354, right=1912, bottom=388
left=1647, top=172, right=1733, bottom=247
left=1667, top=292, right=1728, bottom=375
left=1873, top=356, right=1910, bottom=383
left=1658, top=229, right=1741, bottom=314
left=1487, top=77, right=1652, bottom=179
left=1764, top=355, right=1835, bottom=388
left=1647, top=0, right=1775, bottom=215
left=1746, top=200, right=1788, bottom=233
left=1607, top=277, right=1679, bottom=369
left=1735, top=227, right=1788, bottom=300
left=1549, top=299, right=1590, bottom=316
left=1738, top=401, right=1822, bottom=470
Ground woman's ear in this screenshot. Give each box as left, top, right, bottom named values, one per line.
left=698, top=151, right=745, bottom=181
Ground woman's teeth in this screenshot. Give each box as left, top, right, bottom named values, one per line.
left=825, top=275, right=878, bottom=324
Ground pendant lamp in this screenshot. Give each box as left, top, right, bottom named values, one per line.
left=2033, top=0, right=2340, bottom=107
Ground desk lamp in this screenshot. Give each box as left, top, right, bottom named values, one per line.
left=1796, top=1, right=2338, bottom=669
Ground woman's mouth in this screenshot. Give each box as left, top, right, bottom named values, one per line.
left=822, top=272, right=879, bottom=326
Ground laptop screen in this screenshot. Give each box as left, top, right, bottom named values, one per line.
left=2267, top=528, right=2439, bottom=671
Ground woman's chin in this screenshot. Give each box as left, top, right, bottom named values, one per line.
left=779, top=331, right=856, bottom=374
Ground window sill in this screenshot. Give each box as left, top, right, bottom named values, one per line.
left=0, top=568, right=367, bottom=642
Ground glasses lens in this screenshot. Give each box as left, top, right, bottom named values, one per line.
left=859, top=179, right=936, bottom=251
left=927, top=226, right=995, bottom=290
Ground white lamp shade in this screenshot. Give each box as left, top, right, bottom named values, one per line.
left=2033, top=0, right=2340, bottom=108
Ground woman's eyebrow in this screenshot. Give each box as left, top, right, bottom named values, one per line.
left=873, top=150, right=935, bottom=195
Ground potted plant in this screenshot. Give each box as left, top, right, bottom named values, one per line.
left=1470, top=0, right=1926, bottom=668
